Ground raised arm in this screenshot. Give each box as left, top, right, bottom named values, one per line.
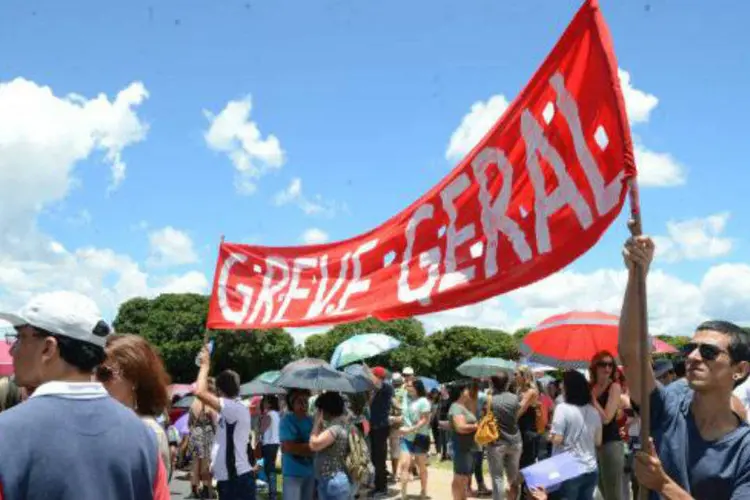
left=194, top=346, right=222, bottom=413
left=618, top=236, right=656, bottom=406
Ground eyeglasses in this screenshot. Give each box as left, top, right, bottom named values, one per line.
left=4, top=333, right=18, bottom=346
left=596, top=361, right=614, bottom=368
left=95, top=365, right=120, bottom=383
left=680, top=342, right=728, bottom=361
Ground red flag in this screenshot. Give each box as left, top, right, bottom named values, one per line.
left=207, top=0, right=635, bottom=330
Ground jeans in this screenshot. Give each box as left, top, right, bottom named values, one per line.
left=597, top=441, right=625, bottom=500
left=262, top=444, right=280, bottom=500
left=473, top=450, right=487, bottom=489
left=560, top=471, right=598, bottom=500
left=317, top=471, right=352, bottom=500
left=283, top=475, right=315, bottom=500
left=370, top=426, right=389, bottom=492
left=217, top=472, right=256, bottom=500
left=486, top=442, right=522, bottom=500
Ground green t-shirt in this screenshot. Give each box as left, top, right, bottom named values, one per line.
left=404, top=397, right=432, bottom=441
left=449, top=402, right=478, bottom=452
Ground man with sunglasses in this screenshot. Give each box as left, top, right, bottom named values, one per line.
left=619, top=236, right=750, bottom=500
left=0, top=291, right=169, bottom=500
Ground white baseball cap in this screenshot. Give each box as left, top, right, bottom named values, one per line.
left=403, top=367, right=415, bottom=376
left=0, top=291, right=111, bottom=348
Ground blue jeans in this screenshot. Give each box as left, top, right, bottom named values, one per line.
left=283, top=475, right=315, bottom=500
left=262, top=444, right=280, bottom=500
left=560, top=471, right=598, bottom=500
left=317, top=471, right=351, bottom=500
left=217, top=472, right=256, bottom=500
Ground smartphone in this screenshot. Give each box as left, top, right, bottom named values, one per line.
left=195, top=340, right=215, bottom=367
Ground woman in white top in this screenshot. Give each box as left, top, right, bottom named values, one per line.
left=260, top=395, right=282, bottom=500
left=549, top=370, right=602, bottom=500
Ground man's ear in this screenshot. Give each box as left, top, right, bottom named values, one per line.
left=733, top=361, right=750, bottom=381
left=40, top=336, right=59, bottom=365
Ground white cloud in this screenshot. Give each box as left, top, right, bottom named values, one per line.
left=618, top=69, right=658, bottom=124
left=0, top=78, right=148, bottom=235
left=654, top=213, right=733, bottom=263
left=300, top=228, right=329, bottom=245
left=147, top=226, right=199, bottom=267
left=446, top=94, right=509, bottom=162
left=204, top=95, right=284, bottom=195
left=274, top=177, right=342, bottom=217
left=420, top=296, right=510, bottom=334
left=634, top=143, right=687, bottom=187
left=701, top=264, right=750, bottom=324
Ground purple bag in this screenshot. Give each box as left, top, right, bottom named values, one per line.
left=520, top=451, right=588, bottom=491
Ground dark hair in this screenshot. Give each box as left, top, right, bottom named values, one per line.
left=216, top=370, right=241, bottom=399
left=449, top=380, right=473, bottom=404
left=315, top=391, right=345, bottom=418
left=413, top=379, right=427, bottom=398
left=673, top=359, right=686, bottom=378
left=31, top=326, right=106, bottom=373
left=263, top=395, right=280, bottom=412
left=696, top=320, right=750, bottom=363
left=491, top=372, right=510, bottom=393
left=286, top=389, right=310, bottom=409
left=105, top=334, right=171, bottom=417
left=562, top=370, right=591, bottom=407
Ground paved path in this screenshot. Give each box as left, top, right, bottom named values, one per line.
left=169, top=466, right=466, bottom=500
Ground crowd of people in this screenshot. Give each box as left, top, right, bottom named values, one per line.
left=0, top=236, right=749, bottom=500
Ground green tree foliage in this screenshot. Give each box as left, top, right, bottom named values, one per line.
left=426, top=326, right=520, bottom=381
left=113, top=294, right=295, bottom=383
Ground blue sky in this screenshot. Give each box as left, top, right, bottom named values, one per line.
left=1, top=0, right=748, bottom=341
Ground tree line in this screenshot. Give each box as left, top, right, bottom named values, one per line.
left=113, top=293, right=732, bottom=384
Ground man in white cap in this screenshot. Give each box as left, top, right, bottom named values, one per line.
left=0, top=291, right=169, bottom=500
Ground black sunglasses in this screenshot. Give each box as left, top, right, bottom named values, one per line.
left=680, top=342, right=727, bottom=361
left=596, top=361, right=614, bottom=368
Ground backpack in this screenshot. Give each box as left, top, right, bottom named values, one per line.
left=345, top=425, right=373, bottom=485
left=475, top=394, right=499, bottom=446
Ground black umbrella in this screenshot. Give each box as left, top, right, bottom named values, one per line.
left=343, top=364, right=376, bottom=392
left=275, top=364, right=362, bottom=393
left=239, top=380, right=287, bottom=397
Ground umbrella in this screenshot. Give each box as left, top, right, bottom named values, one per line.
left=343, top=364, right=376, bottom=392
left=419, top=376, right=440, bottom=393
left=282, top=358, right=331, bottom=374
left=168, top=384, right=193, bottom=399
left=652, top=338, right=678, bottom=354
left=172, top=394, right=195, bottom=409
left=330, top=333, right=401, bottom=368
left=253, top=370, right=281, bottom=384
left=239, top=380, right=286, bottom=397
left=276, top=364, right=362, bottom=393
left=521, top=311, right=677, bottom=369
left=174, top=412, right=189, bottom=437
left=457, top=357, right=517, bottom=378
left=0, top=343, right=12, bottom=377
left=522, top=360, right=557, bottom=374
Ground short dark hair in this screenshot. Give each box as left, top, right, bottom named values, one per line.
left=491, top=372, right=510, bottom=393
left=412, top=379, right=427, bottom=398
left=562, top=370, right=591, bottom=407
left=315, top=391, right=345, bottom=417
left=696, top=320, right=750, bottom=363
left=32, top=327, right=105, bottom=373
left=673, top=359, right=686, bottom=378
left=263, top=395, right=280, bottom=412
left=449, top=379, right=473, bottom=404
left=216, top=370, right=241, bottom=399
left=286, top=389, right=310, bottom=409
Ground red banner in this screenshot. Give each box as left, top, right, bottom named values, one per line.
left=207, top=0, right=635, bottom=330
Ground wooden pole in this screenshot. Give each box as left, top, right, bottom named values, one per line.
left=627, top=179, right=651, bottom=500
left=203, top=234, right=225, bottom=346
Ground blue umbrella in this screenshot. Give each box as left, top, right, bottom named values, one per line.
left=419, top=376, right=440, bottom=393
left=276, top=364, right=363, bottom=393
left=343, top=364, right=377, bottom=392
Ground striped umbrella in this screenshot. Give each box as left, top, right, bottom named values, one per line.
left=520, top=311, right=621, bottom=369
left=330, top=333, right=401, bottom=368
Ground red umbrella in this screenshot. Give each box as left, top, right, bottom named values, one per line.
left=520, top=311, right=672, bottom=369
left=0, top=343, right=13, bottom=377
left=652, top=338, right=678, bottom=354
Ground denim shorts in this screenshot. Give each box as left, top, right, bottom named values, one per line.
left=453, top=449, right=475, bottom=476
left=401, top=435, right=430, bottom=455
